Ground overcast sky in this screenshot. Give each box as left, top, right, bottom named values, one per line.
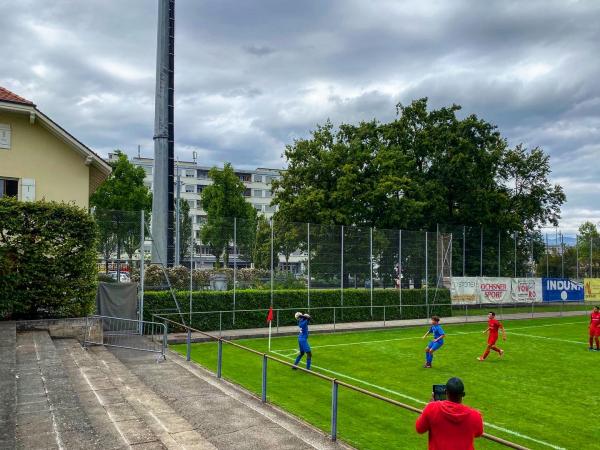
left=1, top=0, right=599, bottom=232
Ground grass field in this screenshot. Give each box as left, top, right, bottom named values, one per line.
left=172, top=315, right=598, bottom=450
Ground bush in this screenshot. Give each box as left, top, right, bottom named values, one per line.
left=0, top=198, right=98, bottom=319
left=144, top=288, right=451, bottom=331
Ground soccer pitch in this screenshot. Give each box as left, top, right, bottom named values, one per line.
left=172, top=316, right=597, bottom=450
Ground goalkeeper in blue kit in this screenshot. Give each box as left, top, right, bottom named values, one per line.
left=292, top=312, right=312, bottom=370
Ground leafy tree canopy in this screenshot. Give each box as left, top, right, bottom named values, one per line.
left=273, top=98, right=565, bottom=236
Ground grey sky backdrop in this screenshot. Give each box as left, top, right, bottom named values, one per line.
left=1, top=0, right=599, bottom=233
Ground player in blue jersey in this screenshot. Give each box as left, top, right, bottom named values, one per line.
left=422, top=316, right=445, bottom=368
left=292, top=311, right=312, bottom=370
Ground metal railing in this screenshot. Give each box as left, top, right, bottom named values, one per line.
left=83, top=315, right=168, bottom=360
left=156, top=314, right=528, bottom=449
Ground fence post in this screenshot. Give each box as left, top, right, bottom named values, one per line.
left=498, top=230, right=501, bottom=277
left=234, top=217, right=237, bottom=324
left=370, top=227, right=373, bottom=317
left=139, top=210, right=145, bottom=335
left=307, top=222, right=311, bottom=312
left=261, top=354, right=268, bottom=403
left=186, top=327, right=191, bottom=361
left=341, top=225, right=344, bottom=308
left=219, top=311, right=222, bottom=337
left=425, top=231, right=429, bottom=319
left=217, top=340, right=223, bottom=378
left=276, top=309, right=279, bottom=333
left=480, top=226, right=483, bottom=277
left=331, top=380, right=339, bottom=441
left=383, top=305, right=386, bottom=327
left=162, top=322, right=168, bottom=357
left=333, top=307, right=336, bottom=333
left=462, top=226, right=466, bottom=277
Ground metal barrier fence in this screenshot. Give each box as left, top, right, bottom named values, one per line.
left=151, top=301, right=597, bottom=335
left=83, top=315, right=168, bottom=360
left=155, top=314, right=527, bottom=449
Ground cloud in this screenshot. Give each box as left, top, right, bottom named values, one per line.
left=1, top=0, right=599, bottom=231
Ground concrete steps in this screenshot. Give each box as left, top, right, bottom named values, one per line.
left=0, top=322, right=16, bottom=450
left=14, top=330, right=121, bottom=449
left=56, top=339, right=215, bottom=449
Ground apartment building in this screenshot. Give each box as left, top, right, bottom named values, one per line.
left=107, top=153, right=302, bottom=270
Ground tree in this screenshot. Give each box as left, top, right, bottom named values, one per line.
left=252, top=215, right=271, bottom=269
left=273, top=211, right=302, bottom=267
left=273, top=99, right=566, bottom=278
left=177, top=199, right=193, bottom=264
left=577, top=222, right=600, bottom=277
left=200, top=163, right=257, bottom=267
left=90, top=151, right=152, bottom=270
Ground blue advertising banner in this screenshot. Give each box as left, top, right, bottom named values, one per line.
left=542, top=278, right=584, bottom=302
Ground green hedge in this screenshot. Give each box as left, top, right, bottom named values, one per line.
left=0, top=198, right=98, bottom=319
left=144, top=288, right=451, bottom=331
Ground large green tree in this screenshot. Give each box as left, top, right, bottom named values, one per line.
left=273, top=99, right=565, bottom=278
left=200, top=163, right=257, bottom=267
left=90, top=151, right=152, bottom=269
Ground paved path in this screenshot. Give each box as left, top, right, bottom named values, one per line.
left=166, top=309, right=590, bottom=343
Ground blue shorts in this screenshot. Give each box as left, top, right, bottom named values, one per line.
left=427, top=340, right=444, bottom=351
left=298, top=338, right=311, bottom=353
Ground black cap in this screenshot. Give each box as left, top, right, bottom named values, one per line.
left=446, top=377, right=465, bottom=397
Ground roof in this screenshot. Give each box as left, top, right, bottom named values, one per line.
left=0, top=86, right=111, bottom=180
left=0, top=87, right=35, bottom=106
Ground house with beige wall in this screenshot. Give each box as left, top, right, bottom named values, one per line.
left=0, top=87, right=111, bottom=208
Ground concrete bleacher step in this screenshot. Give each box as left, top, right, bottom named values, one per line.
left=107, top=347, right=348, bottom=450
left=0, top=322, right=17, bottom=450
left=14, top=330, right=127, bottom=450
left=55, top=339, right=215, bottom=449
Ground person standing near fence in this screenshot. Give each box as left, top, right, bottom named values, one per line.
left=422, top=316, right=445, bottom=368
left=589, top=306, right=600, bottom=351
left=477, top=312, right=506, bottom=361
left=293, top=312, right=312, bottom=370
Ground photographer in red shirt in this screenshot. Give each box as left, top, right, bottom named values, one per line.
left=416, top=377, right=483, bottom=450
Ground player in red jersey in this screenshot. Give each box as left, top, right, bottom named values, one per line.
left=477, top=311, right=506, bottom=361
left=588, top=306, right=600, bottom=351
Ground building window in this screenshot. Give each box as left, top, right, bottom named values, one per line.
left=196, top=215, right=206, bottom=224
left=266, top=175, right=278, bottom=184
left=253, top=174, right=263, bottom=183
left=237, top=173, right=251, bottom=182
left=264, top=205, right=276, bottom=213
left=253, top=189, right=262, bottom=198
left=187, top=199, right=196, bottom=208
left=0, top=124, right=11, bottom=149
left=186, top=169, right=196, bottom=177
left=253, top=204, right=263, bottom=212
left=185, top=185, right=196, bottom=193
left=0, top=178, right=18, bottom=198
left=197, top=170, right=209, bottom=179
left=243, top=188, right=251, bottom=197
left=143, top=166, right=152, bottom=175
left=264, top=189, right=272, bottom=198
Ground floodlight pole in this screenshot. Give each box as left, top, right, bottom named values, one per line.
left=175, top=165, right=181, bottom=266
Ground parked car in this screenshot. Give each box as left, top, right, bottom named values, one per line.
left=108, top=271, right=130, bottom=282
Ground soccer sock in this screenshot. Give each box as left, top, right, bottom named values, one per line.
left=595, top=337, right=600, bottom=349
left=590, top=337, right=594, bottom=348
left=482, top=349, right=491, bottom=359
left=294, top=353, right=303, bottom=365
left=306, top=357, right=311, bottom=370
left=426, top=352, right=433, bottom=364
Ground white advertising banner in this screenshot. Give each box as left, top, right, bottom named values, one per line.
left=451, top=277, right=542, bottom=304
left=511, top=278, right=543, bottom=303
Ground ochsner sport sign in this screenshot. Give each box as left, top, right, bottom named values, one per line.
left=450, top=277, right=542, bottom=304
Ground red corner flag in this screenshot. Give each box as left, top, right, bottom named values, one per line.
left=266, top=306, right=274, bottom=323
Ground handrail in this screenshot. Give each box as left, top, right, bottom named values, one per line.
left=155, top=314, right=529, bottom=449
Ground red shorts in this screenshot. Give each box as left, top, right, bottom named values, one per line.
left=488, top=334, right=498, bottom=345
left=590, top=327, right=600, bottom=337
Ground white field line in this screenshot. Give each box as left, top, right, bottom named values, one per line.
left=272, top=350, right=565, bottom=450
left=508, top=331, right=586, bottom=346
left=274, top=320, right=587, bottom=354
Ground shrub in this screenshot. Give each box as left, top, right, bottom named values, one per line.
left=0, top=198, right=98, bottom=319
left=144, top=288, right=451, bottom=331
